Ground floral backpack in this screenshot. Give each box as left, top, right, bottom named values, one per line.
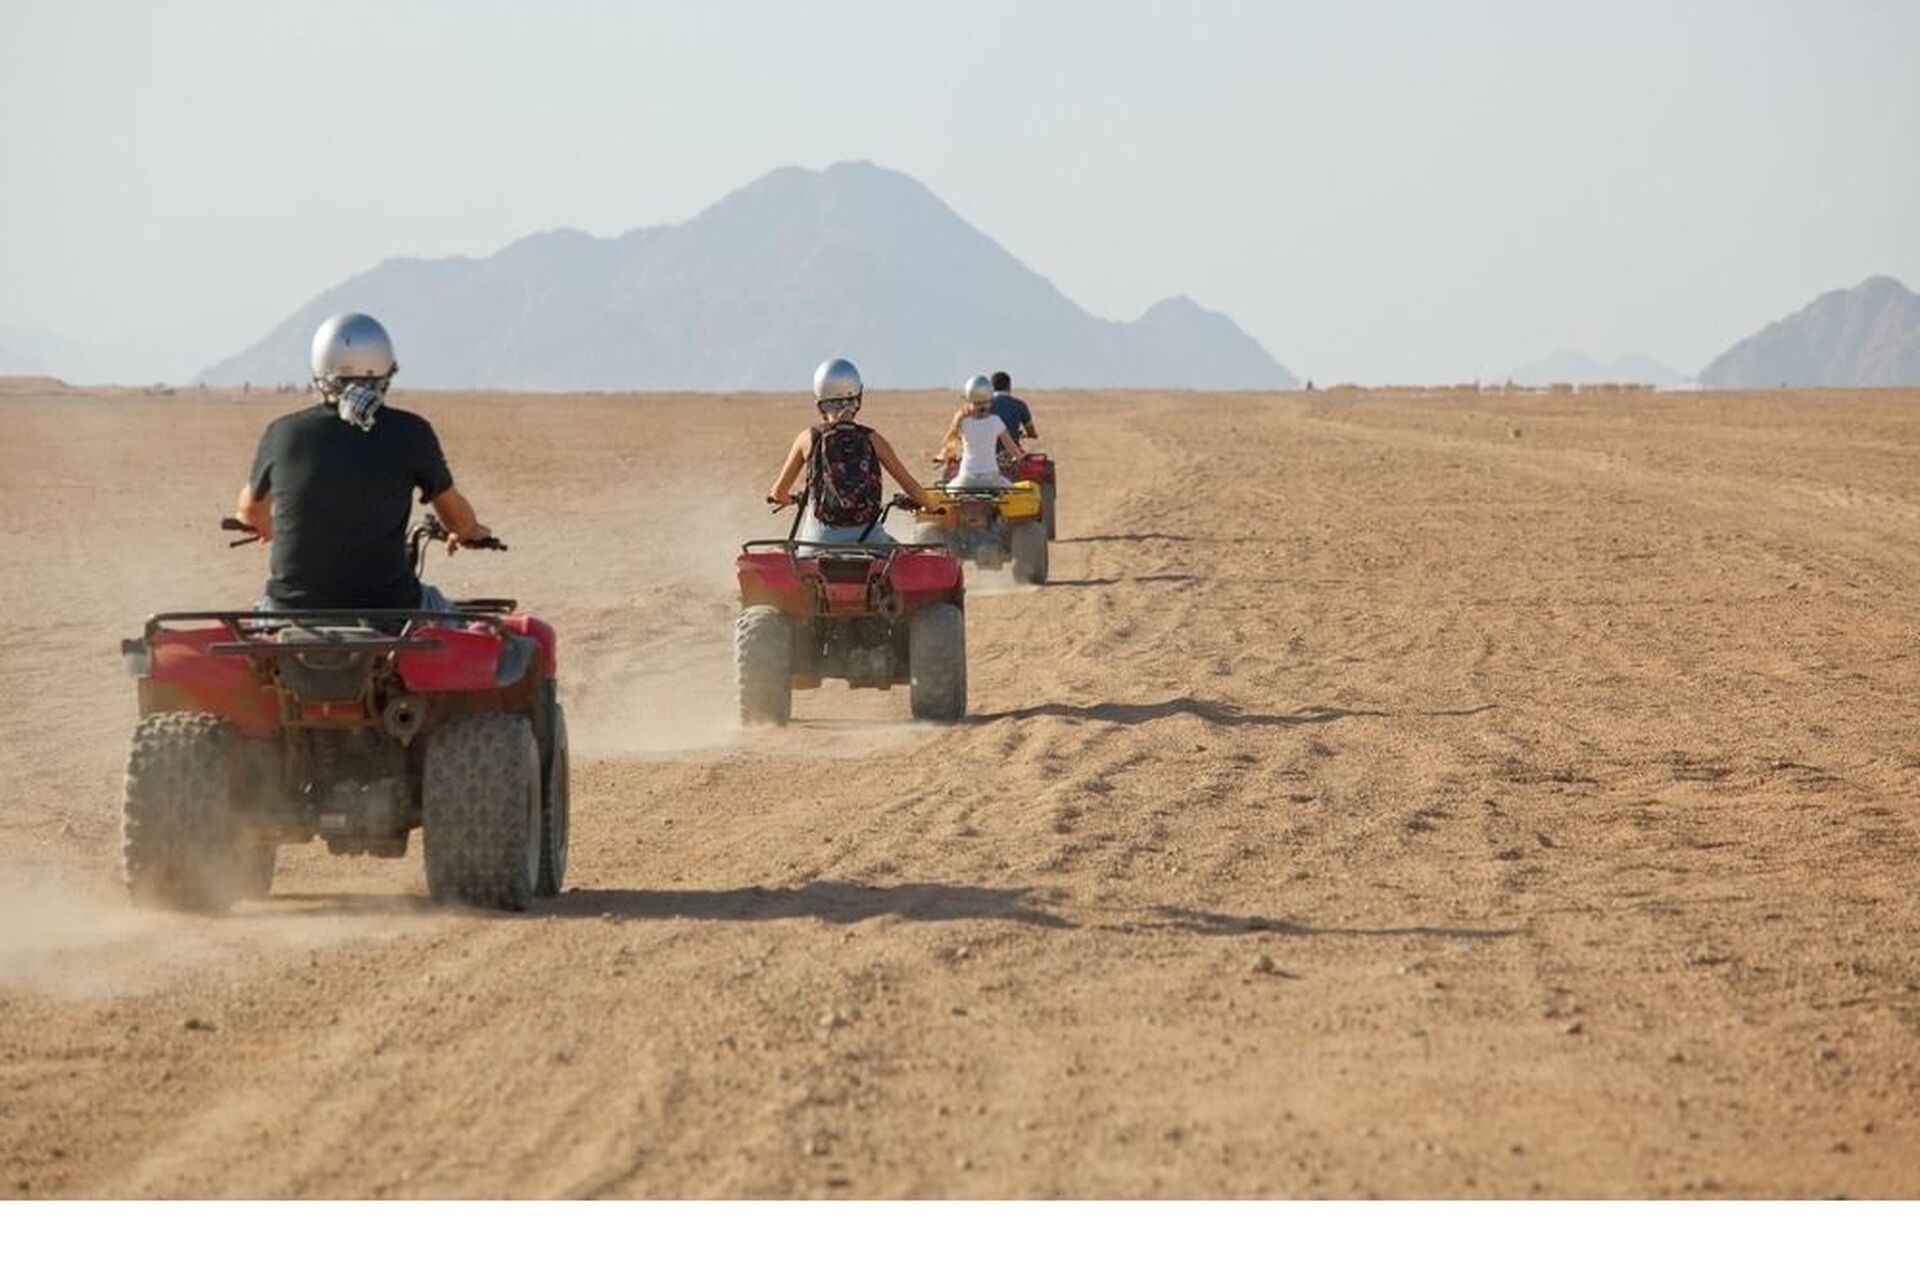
left=808, top=424, right=882, bottom=528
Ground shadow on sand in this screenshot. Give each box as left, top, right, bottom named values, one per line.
left=1045, top=573, right=1199, bottom=588
left=1142, top=905, right=1517, bottom=942
left=972, top=698, right=1497, bottom=728
left=1055, top=532, right=1261, bottom=546
left=265, top=888, right=1511, bottom=946
left=544, top=880, right=1074, bottom=928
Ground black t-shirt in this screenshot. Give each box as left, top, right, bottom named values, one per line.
left=249, top=403, right=454, bottom=608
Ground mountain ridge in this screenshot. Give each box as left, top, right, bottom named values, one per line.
left=200, top=161, right=1297, bottom=392
left=1699, top=276, right=1920, bottom=388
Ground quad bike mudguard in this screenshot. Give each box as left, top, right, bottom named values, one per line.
left=125, top=608, right=560, bottom=734
left=1015, top=453, right=1055, bottom=486
left=736, top=545, right=963, bottom=619
left=916, top=480, right=1043, bottom=535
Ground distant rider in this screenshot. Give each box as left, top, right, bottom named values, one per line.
left=767, top=357, right=942, bottom=546
left=234, top=312, right=494, bottom=611
left=989, top=370, right=1036, bottom=456
left=937, top=375, right=1025, bottom=489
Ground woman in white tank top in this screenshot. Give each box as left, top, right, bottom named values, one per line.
left=938, top=378, right=1025, bottom=488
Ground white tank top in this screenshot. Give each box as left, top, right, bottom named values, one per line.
left=955, top=412, right=1010, bottom=486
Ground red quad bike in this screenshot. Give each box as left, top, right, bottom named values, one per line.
left=117, top=514, right=569, bottom=914
left=735, top=495, right=967, bottom=725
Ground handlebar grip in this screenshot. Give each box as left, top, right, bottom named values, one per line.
left=220, top=517, right=255, bottom=533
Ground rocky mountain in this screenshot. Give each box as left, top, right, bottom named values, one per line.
left=1509, top=349, right=1687, bottom=387
left=1699, top=275, right=1920, bottom=388
left=200, top=162, right=1296, bottom=392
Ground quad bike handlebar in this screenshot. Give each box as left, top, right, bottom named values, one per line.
left=221, top=516, right=262, bottom=547
left=218, top=514, right=505, bottom=561
left=747, top=493, right=945, bottom=555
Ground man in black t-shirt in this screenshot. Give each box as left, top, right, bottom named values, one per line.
left=234, top=312, right=493, bottom=611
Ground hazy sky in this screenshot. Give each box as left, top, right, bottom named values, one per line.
left=3, top=0, right=1917, bottom=384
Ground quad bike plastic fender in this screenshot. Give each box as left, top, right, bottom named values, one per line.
left=422, top=713, right=542, bottom=912
left=908, top=603, right=967, bottom=722
left=890, top=551, right=965, bottom=606
left=736, top=605, right=795, bottom=725
left=1016, top=453, right=1055, bottom=485
left=998, top=482, right=1044, bottom=523
left=396, top=625, right=520, bottom=691
left=737, top=552, right=812, bottom=616
left=139, top=627, right=280, bottom=736
left=503, top=614, right=559, bottom=678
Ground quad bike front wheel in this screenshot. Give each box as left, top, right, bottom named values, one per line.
left=909, top=603, right=967, bottom=722
left=736, top=605, right=794, bottom=726
left=423, top=714, right=542, bottom=912
left=121, top=712, right=247, bottom=914
left=1011, top=521, right=1049, bottom=585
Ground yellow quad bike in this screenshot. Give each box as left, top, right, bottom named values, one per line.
left=912, top=479, right=1049, bottom=584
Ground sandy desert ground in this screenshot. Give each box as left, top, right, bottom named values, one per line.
left=0, top=381, right=1915, bottom=1198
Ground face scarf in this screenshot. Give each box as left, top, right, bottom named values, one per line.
left=336, top=380, right=384, bottom=431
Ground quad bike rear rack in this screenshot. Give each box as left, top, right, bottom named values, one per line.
left=123, top=607, right=534, bottom=685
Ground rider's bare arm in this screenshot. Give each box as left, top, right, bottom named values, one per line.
left=768, top=429, right=810, bottom=506
left=935, top=419, right=962, bottom=462
left=235, top=481, right=273, bottom=542
left=997, top=429, right=1025, bottom=460
left=871, top=433, right=940, bottom=510
left=429, top=486, right=492, bottom=547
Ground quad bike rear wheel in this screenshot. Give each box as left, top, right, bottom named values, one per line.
left=736, top=605, right=793, bottom=725
left=1011, top=521, right=1049, bottom=585
left=909, top=603, right=967, bottom=722
left=537, top=692, right=570, bottom=898
left=423, top=713, right=542, bottom=912
left=120, top=712, right=246, bottom=914
left=1041, top=481, right=1057, bottom=540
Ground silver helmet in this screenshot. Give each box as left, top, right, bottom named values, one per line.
left=310, top=312, right=397, bottom=388
left=812, top=357, right=863, bottom=403
left=964, top=374, right=993, bottom=407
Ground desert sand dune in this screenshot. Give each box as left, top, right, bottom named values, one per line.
left=0, top=385, right=1914, bottom=1197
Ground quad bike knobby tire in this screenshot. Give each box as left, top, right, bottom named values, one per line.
left=736, top=605, right=793, bottom=725
left=1011, top=520, right=1049, bottom=585
left=909, top=603, right=967, bottom=722
left=537, top=681, right=570, bottom=897
left=423, top=713, right=542, bottom=912
left=1041, top=481, right=1057, bottom=540
left=121, top=712, right=246, bottom=914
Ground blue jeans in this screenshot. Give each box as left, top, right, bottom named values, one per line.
left=795, top=515, right=895, bottom=556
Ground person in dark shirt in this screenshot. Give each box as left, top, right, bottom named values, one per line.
left=989, top=370, right=1035, bottom=472
left=233, top=312, right=493, bottom=610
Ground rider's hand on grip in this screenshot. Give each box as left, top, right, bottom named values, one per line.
left=220, top=516, right=262, bottom=546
